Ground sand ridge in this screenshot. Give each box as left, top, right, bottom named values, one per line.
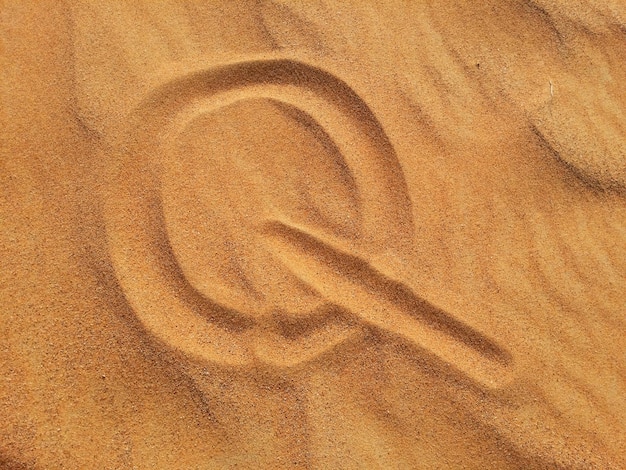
left=1, top=1, right=625, bottom=468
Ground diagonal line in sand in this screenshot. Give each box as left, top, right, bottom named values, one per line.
left=261, top=220, right=513, bottom=389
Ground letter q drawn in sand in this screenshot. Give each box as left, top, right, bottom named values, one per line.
left=103, top=58, right=512, bottom=388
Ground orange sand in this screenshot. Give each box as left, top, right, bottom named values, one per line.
left=1, top=1, right=625, bottom=468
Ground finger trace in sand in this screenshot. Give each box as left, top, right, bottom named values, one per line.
left=103, top=58, right=413, bottom=369
left=262, top=220, right=513, bottom=389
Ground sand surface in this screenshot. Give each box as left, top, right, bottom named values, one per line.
left=1, top=1, right=626, bottom=468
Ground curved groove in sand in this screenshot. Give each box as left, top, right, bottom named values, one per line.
left=104, top=58, right=511, bottom=387
left=104, top=58, right=413, bottom=369
left=150, top=59, right=414, bottom=253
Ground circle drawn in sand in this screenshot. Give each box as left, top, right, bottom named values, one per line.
left=104, top=58, right=511, bottom=388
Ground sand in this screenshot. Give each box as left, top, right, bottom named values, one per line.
left=1, top=1, right=625, bottom=468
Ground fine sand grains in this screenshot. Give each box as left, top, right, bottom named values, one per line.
left=1, top=1, right=625, bottom=468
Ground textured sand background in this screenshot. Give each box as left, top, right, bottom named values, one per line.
left=1, top=1, right=626, bottom=468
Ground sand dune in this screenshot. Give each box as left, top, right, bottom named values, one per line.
left=1, top=1, right=625, bottom=468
